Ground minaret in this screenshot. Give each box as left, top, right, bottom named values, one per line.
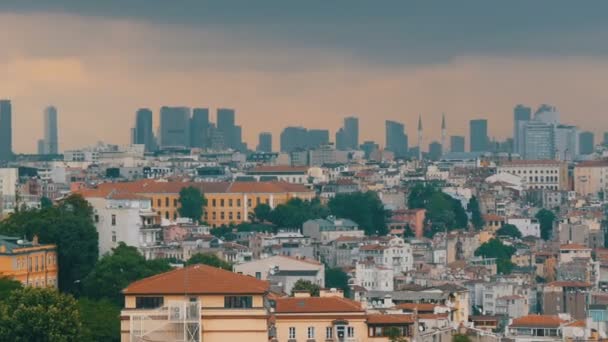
left=441, top=113, right=446, bottom=156
left=417, top=115, right=423, bottom=160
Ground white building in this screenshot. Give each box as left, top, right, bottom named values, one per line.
left=497, top=160, right=569, bottom=191
left=354, top=261, right=394, bottom=291
left=302, top=217, right=364, bottom=243
left=358, top=237, right=413, bottom=275
left=0, top=168, right=18, bottom=214
left=506, top=218, right=541, bottom=238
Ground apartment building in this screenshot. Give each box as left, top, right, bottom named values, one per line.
left=574, top=160, right=608, bottom=197
left=0, top=235, right=58, bottom=288
left=497, top=160, right=569, bottom=191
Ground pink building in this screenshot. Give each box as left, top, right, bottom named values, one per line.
left=390, top=209, right=426, bottom=238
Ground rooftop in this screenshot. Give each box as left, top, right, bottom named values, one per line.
left=510, top=315, right=564, bottom=328
left=274, top=297, right=363, bottom=314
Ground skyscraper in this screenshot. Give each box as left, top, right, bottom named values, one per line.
left=428, top=141, right=442, bottom=161
left=257, top=132, right=272, bottom=152
left=513, top=104, right=531, bottom=155
left=217, top=108, right=238, bottom=150
left=579, top=131, right=595, bottom=155
left=280, top=127, right=309, bottom=152
left=450, top=136, right=465, bottom=153
left=308, top=129, right=330, bottom=148
left=0, top=100, right=13, bottom=161
left=385, top=120, right=408, bottom=158
left=190, top=108, right=210, bottom=149
left=336, top=116, right=358, bottom=150
left=469, top=119, right=488, bottom=152
left=135, top=108, right=154, bottom=152
left=441, top=114, right=446, bottom=155
left=42, top=106, right=59, bottom=154
left=417, top=115, right=423, bottom=160
left=604, top=132, right=608, bottom=146
left=522, top=121, right=555, bottom=160
left=159, top=106, right=190, bottom=148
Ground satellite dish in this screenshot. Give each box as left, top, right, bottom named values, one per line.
left=419, top=325, right=426, bottom=332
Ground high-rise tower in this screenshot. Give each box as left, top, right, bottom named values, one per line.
left=417, top=115, right=423, bottom=160
left=441, top=113, right=446, bottom=156
left=0, top=100, right=13, bottom=161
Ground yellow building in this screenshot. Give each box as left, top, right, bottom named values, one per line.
left=93, top=180, right=315, bottom=227
left=121, top=264, right=270, bottom=342
left=0, top=235, right=58, bottom=288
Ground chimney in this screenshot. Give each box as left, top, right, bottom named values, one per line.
left=293, top=290, right=311, bottom=298
left=32, top=235, right=39, bottom=246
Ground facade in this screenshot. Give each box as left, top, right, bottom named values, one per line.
left=121, top=265, right=270, bottom=342
left=0, top=167, right=18, bottom=214
left=450, top=135, right=465, bottom=153
left=358, top=237, right=413, bottom=275
left=257, top=132, right=272, bottom=152
left=574, top=160, right=608, bottom=197
left=497, top=160, right=569, bottom=190
left=385, top=120, right=408, bottom=158
left=0, top=99, right=12, bottom=161
left=554, top=125, right=578, bottom=161
left=522, top=121, right=555, bottom=160
left=469, top=119, right=488, bottom=152
left=579, top=131, right=595, bottom=155
left=134, top=108, right=155, bottom=152
left=302, top=217, right=364, bottom=243
left=506, top=218, right=541, bottom=238
left=159, top=106, right=190, bottom=148
left=0, top=235, right=58, bottom=288
left=495, top=295, right=528, bottom=319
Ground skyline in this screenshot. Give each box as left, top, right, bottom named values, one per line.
left=2, top=2, right=608, bottom=152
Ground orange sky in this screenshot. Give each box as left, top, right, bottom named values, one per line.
left=1, top=12, right=608, bottom=153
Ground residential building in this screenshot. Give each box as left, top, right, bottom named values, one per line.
left=358, top=237, right=413, bottom=275
left=574, top=160, right=608, bottom=197
left=302, top=217, right=364, bottom=243
left=542, top=281, right=591, bottom=320
left=120, top=264, right=269, bottom=342
left=159, top=106, right=190, bottom=148
left=470, top=119, right=488, bottom=152
left=506, top=218, right=541, bottom=238
left=0, top=168, right=18, bottom=214
left=507, top=315, right=565, bottom=341
left=0, top=235, right=58, bottom=288
left=495, top=295, right=528, bottom=319
left=497, top=160, right=569, bottom=190
left=245, top=165, right=309, bottom=184
left=0, top=99, right=12, bottom=161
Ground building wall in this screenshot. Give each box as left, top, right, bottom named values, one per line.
left=274, top=315, right=367, bottom=342
left=0, top=243, right=58, bottom=288
left=574, top=165, right=608, bottom=197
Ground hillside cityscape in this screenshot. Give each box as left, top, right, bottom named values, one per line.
left=3, top=2, right=608, bottom=342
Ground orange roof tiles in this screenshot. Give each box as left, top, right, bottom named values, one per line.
left=546, top=281, right=592, bottom=288
left=510, top=315, right=564, bottom=328
left=560, top=244, right=590, bottom=250
left=123, top=264, right=269, bottom=295
left=367, top=314, right=415, bottom=324
left=274, top=297, right=363, bottom=314
left=576, top=160, right=608, bottom=167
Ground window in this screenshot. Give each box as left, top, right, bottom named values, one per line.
left=94, top=215, right=99, bottom=223
left=220, top=199, right=225, bottom=207
left=135, top=296, right=164, bottom=309
left=174, top=199, right=178, bottom=207
left=255, top=272, right=261, bottom=279
left=289, top=327, right=296, bottom=339
left=256, top=197, right=261, bottom=205
left=212, top=199, right=217, bottom=207
left=157, top=199, right=161, bottom=207
left=348, top=326, right=355, bottom=338
left=307, top=326, right=315, bottom=339
left=220, top=212, right=225, bottom=220
left=224, top=296, right=253, bottom=308
left=326, top=327, right=333, bottom=339
left=112, top=231, right=117, bottom=242
left=165, top=212, right=169, bottom=219
left=111, top=214, right=116, bottom=226
left=229, top=199, right=233, bottom=207
left=229, top=212, right=233, bottom=220
left=248, top=198, right=252, bottom=207
left=237, top=199, right=241, bottom=207
left=165, top=197, right=169, bottom=207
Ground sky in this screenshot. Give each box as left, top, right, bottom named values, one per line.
left=2, top=1, right=608, bottom=153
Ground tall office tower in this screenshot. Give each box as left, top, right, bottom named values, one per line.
left=307, top=129, right=330, bottom=149
left=336, top=116, right=359, bottom=150
left=234, top=125, right=246, bottom=152
left=604, top=132, right=608, bottom=146
left=385, top=120, right=408, bottom=158
left=513, top=104, right=532, bottom=155
left=579, top=131, right=595, bottom=155
left=360, top=141, right=379, bottom=159
left=280, top=126, right=309, bottom=152
left=554, top=125, right=578, bottom=161
left=522, top=121, right=555, bottom=160
left=417, top=115, right=423, bottom=160
left=135, top=108, right=155, bottom=152
left=469, top=119, right=488, bottom=152
left=217, top=108, right=238, bottom=149
left=37, top=140, right=45, bottom=155
left=535, top=104, right=560, bottom=125
left=450, top=136, right=465, bottom=153
left=428, top=141, right=442, bottom=161
left=43, top=106, right=58, bottom=154
left=190, top=108, right=210, bottom=149
left=257, top=132, right=272, bottom=152
left=0, top=100, right=13, bottom=161
left=159, top=106, right=190, bottom=148
left=441, top=114, right=446, bottom=156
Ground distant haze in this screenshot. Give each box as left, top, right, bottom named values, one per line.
left=1, top=2, right=608, bottom=152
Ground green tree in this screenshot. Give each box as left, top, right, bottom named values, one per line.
left=468, top=196, right=484, bottom=230
left=178, top=186, right=207, bottom=222
left=40, top=196, right=53, bottom=209
left=407, top=184, right=468, bottom=237
left=78, top=298, right=121, bottom=342
left=536, top=209, right=556, bottom=240
left=386, top=327, right=408, bottom=342
left=0, top=287, right=83, bottom=341
left=0, top=194, right=99, bottom=295
left=496, top=224, right=522, bottom=239
left=325, top=267, right=351, bottom=298
left=0, top=276, right=21, bottom=299
left=291, top=279, right=321, bottom=297
left=475, top=239, right=517, bottom=274
left=453, top=334, right=472, bottom=342
left=328, top=192, right=388, bottom=235
left=82, top=243, right=172, bottom=306
left=253, top=203, right=272, bottom=222
left=269, top=198, right=329, bottom=229
left=186, top=253, right=232, bottom=270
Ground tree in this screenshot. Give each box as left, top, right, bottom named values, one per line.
left=78, top=298, right=120, bottom=342
left=468, top=196, right=484, bottom=230
left=496, top=224, right=522, bottom=239
left=291, top=279, right=321, bottom=297
left=325, top=267, right=350, bottom=298
left=178, top=186, right=207, bottom=222
left=0, top=276, right=21, bottom=299
left=407, top=184, right=468, bottom=237
left=0, top=194, right=99, bottom=295
left=186, top=253, right=232, bottom=270
left=253, top=203, right=272, bottom=222
left=386, top=327, right=408, bottom=342
left=40, top=196, right=53, bottom=209
left=453, top=334, right=472, bottom=342
left=536, top=209, right=556, bottom=240
left=328, top=192, right=388, bottom=235
left=0, top=287, right=83, bottom=341
left=82, top=243, right=172, bottom=306
left=268, top=198, right=329, bottom=229
left=475, top=239, right=517, bottom=274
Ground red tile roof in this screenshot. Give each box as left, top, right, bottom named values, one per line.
left=546, top=281, right=592, bottom=288
left=274, top=297, right=363, bottom=314
left=123, top=264, right=269, bottom=295
left=560, top=244, right=590, bottom=250
left=510, top=315, right=564, bottom=328
left=367, top=314, right=415, bottom=324
left=576, top=160, right=608, bottom=167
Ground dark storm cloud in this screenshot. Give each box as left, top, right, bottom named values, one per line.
left=3, top=1, right=608, bottom=65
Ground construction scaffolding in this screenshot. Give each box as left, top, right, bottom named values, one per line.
left=130, top=300, right=200, bottom=342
